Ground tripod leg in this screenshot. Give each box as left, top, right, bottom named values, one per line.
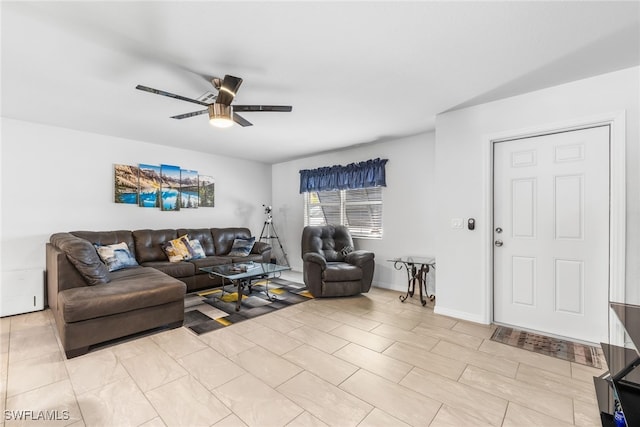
left=259, top=221, right=268, bottom=240
left=268, top=222, right=290, bottom=267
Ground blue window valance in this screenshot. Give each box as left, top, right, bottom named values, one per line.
left=299, top=158, right=388, bottom=193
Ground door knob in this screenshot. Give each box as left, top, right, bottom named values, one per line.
left=494, top=240, right=503, bottom=247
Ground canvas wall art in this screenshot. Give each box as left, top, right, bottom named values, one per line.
left=160, top=164, right=181, bottom=211
left=199, top=175, right=215, bottom=207
left=180, top=169, right=199, bottom=208
left=114, top=164, right=139, bottom=204
left=138, top=163, right=161, bottom=208
left=114, top=162, right=214, bottom=210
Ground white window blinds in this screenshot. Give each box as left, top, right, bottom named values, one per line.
left=304, top=187, right=383, bottom=239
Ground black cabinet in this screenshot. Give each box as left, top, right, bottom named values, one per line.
left=595, top=303, right=640, bottom=426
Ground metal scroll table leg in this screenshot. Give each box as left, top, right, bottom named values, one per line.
left=397, top=261, right=412, bottom=302
left=422, top=264, right=435, bottom=302
left=418, top=264, right=428, bottom=306
left=409, top=264, right=418, bottom=297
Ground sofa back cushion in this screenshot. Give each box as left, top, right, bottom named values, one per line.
left=132, top=229, right=178, bottom=263
left=211, top=228, right=251, bottom=255
left=71, top=230, right=136, bottom=259
left=177, top=228, right=216, bottom=256
left=301, top=225, right=354, bottom=262
left=50, top=233, right=110, bottom=285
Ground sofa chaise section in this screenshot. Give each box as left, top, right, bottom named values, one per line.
left=47, top=233, right=186, bottom=358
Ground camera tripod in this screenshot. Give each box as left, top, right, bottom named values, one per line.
left=259, top=206, right=290, bottom=267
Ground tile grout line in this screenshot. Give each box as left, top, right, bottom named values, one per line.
left=3, top=287, right=602, bottom=426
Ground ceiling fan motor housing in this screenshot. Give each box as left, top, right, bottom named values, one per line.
left=208, top=104, right=233, bottom=127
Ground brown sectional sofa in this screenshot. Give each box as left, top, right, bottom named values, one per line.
left=46, top=227, right=271, bottom=358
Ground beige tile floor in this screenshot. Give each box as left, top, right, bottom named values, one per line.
left=0, top=274, right=605, bottom=427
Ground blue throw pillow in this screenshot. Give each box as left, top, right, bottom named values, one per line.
left=227, top=237, right=256, bottom=257
left=188, top=239, right=206, bottom=259
left=94, top=242, right=139, bottom=272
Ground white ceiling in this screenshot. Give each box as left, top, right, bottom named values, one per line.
left=2, top=1, right=639, bottom=164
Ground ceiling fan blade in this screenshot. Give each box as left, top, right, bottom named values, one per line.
left=216, top=75, right=243, bottom=106
left=136, top=85, right=209, bottom=106
left=233, top=113, right=253, bottom=127
left=170, top=110, right=208, bottom=120
left=234, top=105, right=293, bottom=112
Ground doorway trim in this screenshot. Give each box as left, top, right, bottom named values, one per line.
left=481, top=111, right=626, bottom=342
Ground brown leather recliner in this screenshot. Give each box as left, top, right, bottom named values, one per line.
left=301, top=225, right=375, bottom=297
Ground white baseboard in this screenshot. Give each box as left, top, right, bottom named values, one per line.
left=433, top=306, right=489, bottom=325
left=371, top=281, right=406, bottom=293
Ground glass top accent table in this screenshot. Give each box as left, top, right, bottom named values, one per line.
left=388, top=256, right=436, bottom=306
left=200, top=262, right=291, bottom=312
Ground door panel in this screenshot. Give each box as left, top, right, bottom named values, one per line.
left=555, top=175, right=583, bottom=239
left=493, top=126, right=610, bottom=343
left=512, top=179, right=536, bottom=238
left=555, top=259, right=583, bottom=314
left=512, top=256, right=536, bottom=306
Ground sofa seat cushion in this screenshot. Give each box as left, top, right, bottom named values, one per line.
left=140, top=261, right=195, bottom=278
left=190, top=256, right=233, bottom=274
left=59, top=267, right=186, bottom=323
left=324, top=262, right=363, bottom=282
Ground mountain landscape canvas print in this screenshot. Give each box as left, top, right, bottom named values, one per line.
left=113, top=162, right=212, bottom=211
left=160, top=164, right=181, bottom=211
left=138, top=163, right=161, bottom=208
left=180, top=169, right=199, bottom=209
left=199, top=175, right=215, bottom=207
left=114, top=164, right=139, bottom=204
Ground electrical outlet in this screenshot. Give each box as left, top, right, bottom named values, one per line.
left=451, top=218, right=464, bottom=229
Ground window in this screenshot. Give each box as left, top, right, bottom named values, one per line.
left=304, top=187, right=383, bottom=239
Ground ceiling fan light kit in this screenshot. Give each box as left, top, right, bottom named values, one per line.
left=208, top=104, right=234, bottom=128
left=136, top=74, right=292, bottom=129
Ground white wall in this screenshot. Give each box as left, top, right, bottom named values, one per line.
left=0, top=118, right=272, bottom=275
left=435, top=66, right=640, bottom=323
left=272, top=132, right=436, bottom=291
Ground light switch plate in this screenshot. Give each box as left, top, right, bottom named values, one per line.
left=451, top=218, right=464, bottom=229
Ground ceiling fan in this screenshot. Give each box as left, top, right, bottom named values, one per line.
left=136, top=74, right=292, bottom=128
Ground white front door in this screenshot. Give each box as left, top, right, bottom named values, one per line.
left=493, top=125, right=610, bottom=344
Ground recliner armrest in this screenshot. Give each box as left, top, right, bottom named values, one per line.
left=345, top=250, right=374, bottom=267
left=303, top=252, right=327, bottom=269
